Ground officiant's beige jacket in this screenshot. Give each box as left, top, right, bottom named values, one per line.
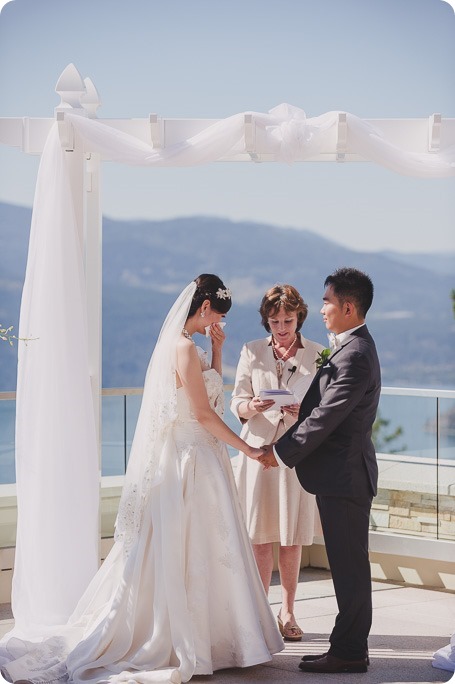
left=231, top=335, right=324, bottom=448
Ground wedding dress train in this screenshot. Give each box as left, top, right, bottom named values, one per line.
left=1, top=349, right=283, bottom=684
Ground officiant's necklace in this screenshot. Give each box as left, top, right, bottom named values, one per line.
left=272, top=334, right=297, bottom=380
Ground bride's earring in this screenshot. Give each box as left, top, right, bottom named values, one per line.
left=201, top=311, right=205, bottom=318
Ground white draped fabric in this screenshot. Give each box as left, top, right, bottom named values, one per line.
left=12, top=125, right=99, bottom=634
left=433, top=634, right=455, bottom=672
left=66, top=103, right=455, bottom=176
left=5, top=102, right=455, bottom=640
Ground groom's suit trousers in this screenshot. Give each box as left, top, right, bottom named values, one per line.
left=316, top=494, right=372, bottom=660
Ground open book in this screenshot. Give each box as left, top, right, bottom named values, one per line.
left=259, top=389, right=298, bottom=408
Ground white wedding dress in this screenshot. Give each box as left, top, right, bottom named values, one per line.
left=2, top=347, right=283, bottom=684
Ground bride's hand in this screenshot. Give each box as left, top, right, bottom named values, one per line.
left=244, top=445, right=264, bottom=460
left=208, top=323, right=226, bottom=352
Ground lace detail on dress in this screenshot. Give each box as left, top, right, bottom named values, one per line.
left=3, top=637, right=70, bottom=683
left=201, top=368, right=224, bottom=418
left=196, top=345, right=211, bottom=371
left=115, top=382, right=178, bottom=555
left=211, top=624, right=259, bottom=669
left=195, top=346, right=225, bottom=417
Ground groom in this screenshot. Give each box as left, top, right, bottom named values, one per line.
left=260, top=267, right=380, bottom=674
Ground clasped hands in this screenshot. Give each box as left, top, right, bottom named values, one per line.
left=247, top=443, right=279, bottom=469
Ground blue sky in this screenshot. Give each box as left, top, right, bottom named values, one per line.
left=0, top=0, right=454, bottom=252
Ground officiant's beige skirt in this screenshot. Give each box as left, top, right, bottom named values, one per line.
left=234, top=452, right=321, bottom=546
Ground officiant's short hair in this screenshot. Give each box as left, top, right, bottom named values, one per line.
left=325, top=268, right=374, bottom=318
left=259, top=284, right=308, bottom=332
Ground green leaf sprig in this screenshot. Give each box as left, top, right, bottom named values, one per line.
left=315, top=347, right=331, bottom=369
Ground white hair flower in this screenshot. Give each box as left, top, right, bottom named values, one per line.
left=216, top=287, right=232, bottom=300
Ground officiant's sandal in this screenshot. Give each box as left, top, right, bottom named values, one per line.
left=277, top=613, right=303, bottom=641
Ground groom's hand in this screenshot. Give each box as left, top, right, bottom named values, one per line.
left=259, top=444, right=279, bottom=469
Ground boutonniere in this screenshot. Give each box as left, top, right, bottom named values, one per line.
left=315, top=348, right=331, bottom=369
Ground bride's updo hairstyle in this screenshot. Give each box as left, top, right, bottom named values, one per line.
left=187, top=274, right=232, bottom=317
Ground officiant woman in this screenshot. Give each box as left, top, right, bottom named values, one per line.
left=231, top=284, right=324, bottom=641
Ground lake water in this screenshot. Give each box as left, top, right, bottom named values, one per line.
left=1, top=392, right=454, bottom=485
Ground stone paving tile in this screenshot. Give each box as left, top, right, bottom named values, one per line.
left=0, top=605, right=12, bottom=621
left=270, top=597, right=340, bottom=620
left=370, top=586, right=447, bottom=609
left=0, top=619, right=13, bottom=639
left=373, top=600, right=455, bottom=634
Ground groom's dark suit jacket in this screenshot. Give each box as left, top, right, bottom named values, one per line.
left=275, top=325, right=381, bottom=498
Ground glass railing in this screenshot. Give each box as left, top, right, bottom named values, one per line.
left=370, top=388, right=455, bottom=542
left=101, top=388, right=142, bottom=476
left=1, top=386, right=454, bottom=542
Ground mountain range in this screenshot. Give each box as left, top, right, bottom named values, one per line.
left=0, top=202, right=454, bottom=391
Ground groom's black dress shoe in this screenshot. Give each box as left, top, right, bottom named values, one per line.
left=301, top=652, right=328, bottom=661
left=298, top=654, right=368, bottom=673
left=301, top=651, right=370, bottom=666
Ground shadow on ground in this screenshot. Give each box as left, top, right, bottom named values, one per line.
left=192, top=633, right=453, bottom=684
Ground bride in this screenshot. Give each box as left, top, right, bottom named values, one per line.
left=1, top=274, right=284, bottom=684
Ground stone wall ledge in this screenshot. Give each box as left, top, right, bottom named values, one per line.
left=377, top=452, right=455, bottom=495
